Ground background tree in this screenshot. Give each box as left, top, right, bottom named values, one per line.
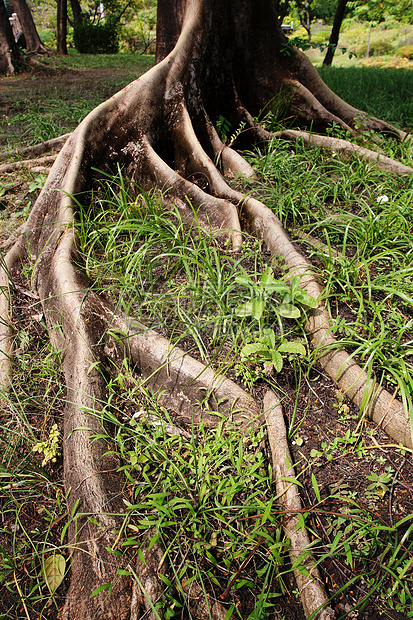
left=10, top=0, right=48, bottom=52
left=0, top=0, right=23, bottom=73
left=323, top=0, right=348, bottom=65
left=56, top=0, right=67, bottom=53
left=296, top=0, right=313, bottom=41
left=1, top=0, right=412, bottom=618
left=69, top=0, right=82, bottom=28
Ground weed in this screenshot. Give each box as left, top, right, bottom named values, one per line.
left=33, top=424, right=61, bottom=466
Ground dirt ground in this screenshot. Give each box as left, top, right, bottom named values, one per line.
left=1, top=64, right=413, bottom=620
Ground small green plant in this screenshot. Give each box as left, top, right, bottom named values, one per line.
left=366, top=466, right=394, bottom=500
left=33, top=424, right=61, bottom=466
left=235, top=267, right=316, bottom=375
left=216, top=115, right=231, bottom=143
left=240, top=327, right=306, bottom=375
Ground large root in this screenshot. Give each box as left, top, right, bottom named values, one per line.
left=2, top=1, right=413, bottom=617
left=277, top=129, right=413, bottom=176
left=264, top=391, right=336, bottom=620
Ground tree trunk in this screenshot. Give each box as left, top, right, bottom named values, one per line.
left=298, top=0, right=312, bottom=43
left=56, top=0, right=67, bottom=54
left=69, top=0, right=82, bottom=28
left=1, top=0, right=412, bottom=618
left=10, top=0, right=48, bottom=53
left=0, top=0, right=22, bottom=73
left=323, top=0, right=348, bottom=66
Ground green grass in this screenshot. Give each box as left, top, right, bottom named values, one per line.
left=2, top=56, right=413, bottom=619
left=69, top=142, right=413, bottom=615
left=318, top=65, right=413, bottom=131
left=0, top=323, right=67, bottom=618
left=0, top=53, right=155, bottom=150
left=247, top=135, right=413, bottom=414
left=47, top=49, right=155, bottom=71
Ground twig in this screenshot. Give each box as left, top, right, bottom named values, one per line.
left=13, top=571, right=31, bottom=620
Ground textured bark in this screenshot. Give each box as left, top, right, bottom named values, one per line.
left=0, top=0, right=22, bottom=74
left=10, top=0, right=48, bottom=52
left=69, top=0, right=82, bottom=28
left=56, top=0, right=67, bottom=55
left=1, top=1, right=412, bottom=618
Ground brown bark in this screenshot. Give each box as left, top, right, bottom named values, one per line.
left=69, top=0, right=82, bottom=28
left=323, top=0, right=348, bottom=66
left=0, top=0, right=22, bottom=74
left=56, top=0, right=67, bottom=55
left=1, top=0, right=412, bottom=618
left=10, top=0, right=48, bottom=53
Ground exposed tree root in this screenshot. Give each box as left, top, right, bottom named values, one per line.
left=239, top=194, right=412, bottom=448
left=2, top=0, right=413, bottom=617
left=264, top=390, right=336, bottom=620
left=277, top=130, right=413, bottom=176
left=0, top=133, right=70, bottom=162
left=0, top=234, right=28, bottom=386
left=0, top=154, right=57, bottom=174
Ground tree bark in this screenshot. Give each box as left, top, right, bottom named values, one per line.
left=69, top=0, right=82, bottom=28
left=56, top=0, right=67, bottom=55
left=10, top=0, right=48, bottom=52
left=0, top=0, right=22, bottom=74
left=298, top=0, right=312, bottom=43
left=323, top=0, right=348, bottom=66
left=1, top=0, right=412, bottom=618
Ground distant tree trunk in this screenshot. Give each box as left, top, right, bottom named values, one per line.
left=0, top=0, right=22, bottom=73
left=323, top=0, right=348, bottom=66
left=56, top=0, right=67, bottom=54
left=298, top=0, right=312, bottom=43
left=11, top=0, right=48, bottom=52
left=69, top=0, right=82, bottom=29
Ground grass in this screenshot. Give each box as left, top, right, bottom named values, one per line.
left=247, top=134, right=413, bottom=410
left=318, top=65, right=413, bottom=131
left=0, top=52, right=155, bottom=150
left=71, top=143, right=413, bottom=616
left=1, top=57, right=413, bottom=619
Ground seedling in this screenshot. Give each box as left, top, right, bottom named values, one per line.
left=235, top=267, right=316, bottom=374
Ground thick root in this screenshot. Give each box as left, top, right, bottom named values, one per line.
left=0, top=236, right=28, bottom=387
left=278, top=130, right=413, bottom=176
left=0, top=133, right=70, bottom=162
left=240, top=194, right=412, bottom=448
left=264, top=391, right=336, bottom=620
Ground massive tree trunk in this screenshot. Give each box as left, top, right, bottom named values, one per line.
left=10, top=0, right=48, bottom=53
left=1, top=0, right=412, bottom=618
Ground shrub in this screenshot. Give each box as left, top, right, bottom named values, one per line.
left=357, top=39, right=394, bottom=57
left=73, top=17, right=119, bottom=54
left=396, top=45, right=413, bottom=60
